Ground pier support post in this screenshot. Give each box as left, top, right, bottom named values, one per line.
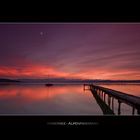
left=112, top=97, right=114, bottom=111
left=98, top=89, right=100, bottom=96
left=101, top=90, right=103, bottom=99
left=118, top=100, right=121, bottom=115
left=103, top=93, right=106, bottom=102
left=84, top=84, right=90, bottom=91
left=132, top=107, right=135, bottom=115
left=108, top=95, right=111, bottom=107
left=93, top=87, right=95, bottom=92
left=97, top=89, right=99, bottom=94
left=89, top=85, right=91, bottom=90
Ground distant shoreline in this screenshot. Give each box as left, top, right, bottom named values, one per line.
left=0, top=81, right=140, bottom=86
left=1, top=78, right=140, bottom=85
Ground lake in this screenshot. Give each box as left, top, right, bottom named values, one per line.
left=0, top=84, right=140, bottom=115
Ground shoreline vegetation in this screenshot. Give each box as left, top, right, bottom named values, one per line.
left=0, top=78, right=140, bottom=85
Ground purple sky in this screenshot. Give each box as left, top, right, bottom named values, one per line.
left=0, top=23, right=140, bottom=80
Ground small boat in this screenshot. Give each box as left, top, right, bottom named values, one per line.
left=45, top=74, right=53, bottom=86
left=45, top=83, right=53, bottom=86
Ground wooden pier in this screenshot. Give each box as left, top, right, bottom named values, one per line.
left=84, top=84, right=140, bottom=115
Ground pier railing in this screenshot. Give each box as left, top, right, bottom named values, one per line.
left=84, top=84, right=140, bottom=115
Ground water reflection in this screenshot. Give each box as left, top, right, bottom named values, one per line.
left=0, top=84, right=102, bottom=115
left=0, top=84, right=139, bottom=115
left=91, top=90, right=115, bottom=115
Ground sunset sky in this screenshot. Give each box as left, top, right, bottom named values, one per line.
left=0, top=23, right=140, bottom=80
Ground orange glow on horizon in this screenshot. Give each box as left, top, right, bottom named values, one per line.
left=0, top=65, right=69, bottom=78
left=0, top=64, right=140, bottom=80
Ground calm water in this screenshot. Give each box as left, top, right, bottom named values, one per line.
left=0, top=84, right=102, bottom=115
left=0, top=84, right=140, bottom=115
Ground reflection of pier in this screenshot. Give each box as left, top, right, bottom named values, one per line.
left=84, top=84, right=140, bottom=115
left=91, top=89, right=115, bottom=115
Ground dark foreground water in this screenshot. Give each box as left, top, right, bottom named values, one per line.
left=0, top=84, right=139, bottom=115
